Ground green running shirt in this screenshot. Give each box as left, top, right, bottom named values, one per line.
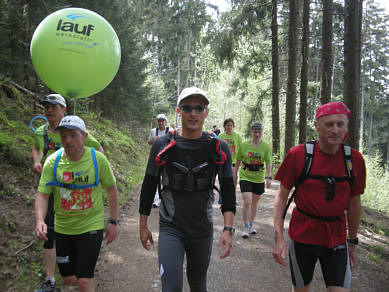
left=218, top=132, right=242, bottom=164
left=236, top=140, right=272, bottom=183
left=38, top=147, right=116, bottom=235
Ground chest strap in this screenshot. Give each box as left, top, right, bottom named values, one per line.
left=45, top=147, right=99, bottom=189
left=296, top=206, right=344, bottom=222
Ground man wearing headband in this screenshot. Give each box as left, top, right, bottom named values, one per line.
left=272, top=102, right=366, bottom=291
left=234, top=121, right=272, bottom=238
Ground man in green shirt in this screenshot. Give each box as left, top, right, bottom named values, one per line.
left=31, top=94, right=103, bottom=292
left=234, top=121, right=272, bottom=238
left=35, top=115, right=118, bottom=292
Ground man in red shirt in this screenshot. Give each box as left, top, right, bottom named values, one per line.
left=272, top=102, right=366, bottom=292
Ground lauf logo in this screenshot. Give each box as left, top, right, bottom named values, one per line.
left=56, top=14, right=95, bottom=36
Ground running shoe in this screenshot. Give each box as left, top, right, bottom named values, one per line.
left=242, top=226, right=250, bottom=238
left=35, top=280, right=60, bottom=292
left=249, top=225, right=257, bottom=234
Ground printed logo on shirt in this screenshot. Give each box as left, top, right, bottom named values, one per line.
left=61, top=188, right=93, bottom=211
left=247, top=152, right=261, bottom=160
left=62, top=172, right=73, bottom=182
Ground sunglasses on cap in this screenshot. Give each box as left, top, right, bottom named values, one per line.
left=179, top=104, right=207, bottom=114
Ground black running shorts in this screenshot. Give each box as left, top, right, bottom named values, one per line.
left=239, top=180, right=265, bottom=195
left=43, top=194, right=55, bottom=249
left=289, top=239, right=351, bottom=289
left=55, top=230, right=103, bottom=278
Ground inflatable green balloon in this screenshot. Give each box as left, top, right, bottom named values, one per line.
left=30, top=8, right=121, bottom=99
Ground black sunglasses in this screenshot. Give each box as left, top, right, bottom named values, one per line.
left=180, top=104, right=206, bottom=114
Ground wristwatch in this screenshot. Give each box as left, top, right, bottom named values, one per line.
left=265, top=176, right=272, bottom=180
left=347, top=237, right=359, bottom=245
left=223, top=226, right=235, bottom=235
left=109, top=219, right=120, bottom=225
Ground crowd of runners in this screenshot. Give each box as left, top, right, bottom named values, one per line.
left=32, top=87, right=366, bottom=292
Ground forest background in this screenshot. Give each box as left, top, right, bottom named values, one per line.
left=1, top=0, right=387, bottom=209
left=0, top=0, right=388, bottom=289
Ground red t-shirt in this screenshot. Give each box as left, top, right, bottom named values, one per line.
left=274, top=141, right=366, bottom=248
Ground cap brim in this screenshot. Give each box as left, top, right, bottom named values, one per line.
left=41, top=100, right=61, bottom=105
left=179, top=95, right=209, bottom=105
left=54, top=125, right=83, bottom=131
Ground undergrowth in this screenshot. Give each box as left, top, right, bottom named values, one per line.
left=0, top=78, right=148, bottom=291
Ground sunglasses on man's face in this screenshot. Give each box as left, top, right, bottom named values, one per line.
left=180, top=104, right=206, bottom=114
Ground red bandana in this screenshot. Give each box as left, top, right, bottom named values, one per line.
left=315, top=102, right=351, bottom=120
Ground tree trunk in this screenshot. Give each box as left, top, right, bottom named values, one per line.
left=284, top=0, right=299, bottom=156
left=271, top=0, right=280, bottom=158
left=343, top=0, right=362, bottom=149
left=367, top=113, right=373, bottom=155
left=320, top=0, right=333, bottom=104
left=299, top=0, right=310, bottom=145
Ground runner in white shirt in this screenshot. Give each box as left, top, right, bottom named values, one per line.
left=147, top=114, right=169, bottom=207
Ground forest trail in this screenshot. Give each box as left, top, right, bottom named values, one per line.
left=85, top=181, right=387, bottom=291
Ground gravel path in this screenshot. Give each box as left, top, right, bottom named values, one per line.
left=91, top=181, right=388, bottom=292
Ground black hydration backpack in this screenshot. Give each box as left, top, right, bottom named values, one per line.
left=282, top=141, right=353, bottom=221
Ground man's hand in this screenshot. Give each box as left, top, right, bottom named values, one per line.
left=218, top=231, right=233, bottom=259
left=33, top=162, right=43, bottom=174
left=265, top=178, right=271, bottom=189
left=140, top=226, right=154, bottom=250
left=105, top=224, right=118, bottom=244
left=272, top=237, right=287, bottom=267
left=348, top=244, right=357, bottom=268
left=35, top=221, right=48, bottom=241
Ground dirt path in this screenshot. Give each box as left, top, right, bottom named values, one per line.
left=91, top=181, right=388, bottom=291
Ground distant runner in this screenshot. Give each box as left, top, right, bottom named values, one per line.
left=147, top=113, right=169, bottom=207
left=234, top=121, right=272, bottom=238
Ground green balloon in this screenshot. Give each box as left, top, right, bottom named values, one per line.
left=30, top=8, right=121, bottom=99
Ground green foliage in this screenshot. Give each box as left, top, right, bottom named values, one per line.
left=362, top=154, right=389, bottom=214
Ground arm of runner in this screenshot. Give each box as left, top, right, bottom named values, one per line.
left=265, top=162, right=272, bottom=188
left=34, top=192, right=49, bottom=241
left=347, top=195, right=362, bottom=268
left=32, top=146, right=43, bottom=174
left=219, top=211, right=234, bottom=259
left=272, top=184, right=289, bottom=267
left=98, top=145, right=105, bottom=154
left=233, top=160, right=240, bottom=188
left=139, top=214, right=153, bottom=250
left=105, top=185, right=119, bottom=244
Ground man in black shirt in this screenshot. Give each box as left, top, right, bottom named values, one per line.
left=139, top=87, right=236, bottom=292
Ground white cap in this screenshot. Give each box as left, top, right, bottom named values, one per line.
left=177, top=87, right=209, bottom=106
left=156, top=113, right=167, bottom=121
left=41, top=94, right=66, bottom=107
left=55, top=115, right=86, bottom=132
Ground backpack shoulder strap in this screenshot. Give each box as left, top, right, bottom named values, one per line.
left=155, top=127, right=159, bottom=136
left=165, top=127, right=169, bottom=134
left=282, top=141, right=315, bottom=219
left=43, top=124, right=49, bottom=157
left=45, top=148, right=63, bottom=187
left=341, top=144, right=353, bottom=179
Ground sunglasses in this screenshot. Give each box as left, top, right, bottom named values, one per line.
left=180, top=104, right=207, bottom=114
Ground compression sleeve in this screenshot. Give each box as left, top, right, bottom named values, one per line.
left=220, top=177, right=236, bottom=214
left=139, top=174, right=159, bottom=215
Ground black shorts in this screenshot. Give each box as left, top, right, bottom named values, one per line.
left=43, top=194, right=55, bottom=249
left=289, top=239, right=351, bottom=288
left=239, top=180, right=265, bottom=195
left=55, top=230, right=103, bottom=278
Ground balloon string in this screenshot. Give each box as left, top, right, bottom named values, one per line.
left=30, top=115, right=48, bottom=135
